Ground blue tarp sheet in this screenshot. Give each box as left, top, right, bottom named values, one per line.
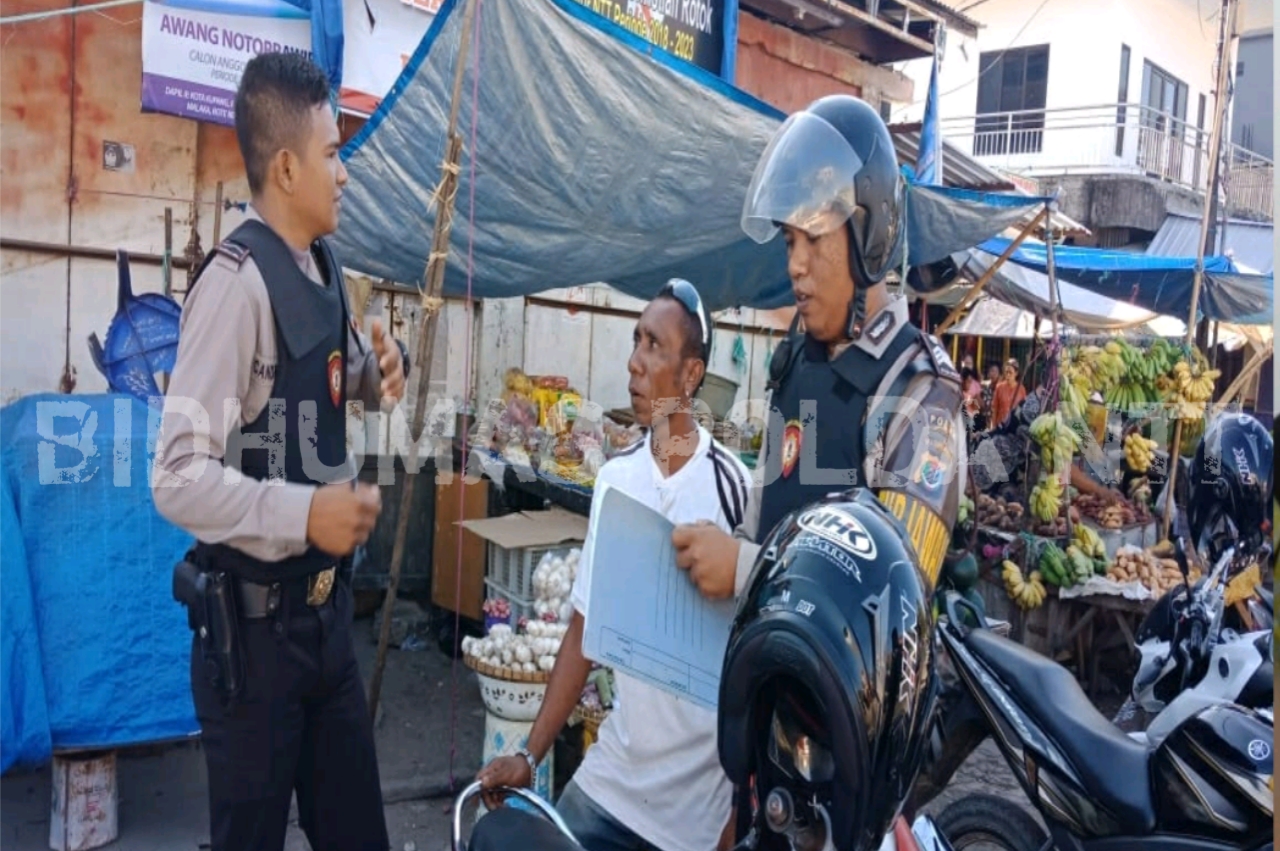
left=977, top=237, right=1274, bottom=325
left=1, top=395, right=198, bottom=773
left=333, top=0, right=1049, bottom=311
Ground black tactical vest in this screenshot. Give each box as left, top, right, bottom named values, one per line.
left=196, top=219, right=352, bottom=583
left=755, top=323, right=921, bottom=545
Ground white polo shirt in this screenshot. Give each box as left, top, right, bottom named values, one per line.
left=569, top=424, right=751, bottom=851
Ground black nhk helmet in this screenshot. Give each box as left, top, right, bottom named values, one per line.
left=741, top=95, right=905, bottom=290
left=718, top=489, right=937, bottom=851
left=1188, top=412, right=1274, bottom=565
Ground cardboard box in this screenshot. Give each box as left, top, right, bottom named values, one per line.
left=458, top=508, right=589, bottom=619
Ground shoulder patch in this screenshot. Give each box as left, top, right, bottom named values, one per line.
left=865, top=307, right=898, bottom=346
left=923, top=334, right=961, bottom=382
left=213, top=239, right=250, bottom=268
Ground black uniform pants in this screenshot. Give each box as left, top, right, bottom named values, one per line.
left=191, top=575, right=389, bottom=851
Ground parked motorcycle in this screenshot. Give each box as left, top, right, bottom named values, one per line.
left=907, top=539, right=1274, bottom=851
left=1118, top=540, right=1273, bottom=747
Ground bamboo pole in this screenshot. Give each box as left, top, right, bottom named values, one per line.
left=368, top=0, right=480, bottom=722
left=1044, top=213, right=1072, bottom=542
left=1163, top=0, right=1237, bottom=541
left=1218, top=342, right=1273, bottom=406
left=936, top=207, right=1050, bottom=337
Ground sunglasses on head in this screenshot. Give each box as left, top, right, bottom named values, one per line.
left=658, top=278, right=711, bottom=362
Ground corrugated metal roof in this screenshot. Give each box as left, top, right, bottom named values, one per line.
left=891, top=127, right=1014, bottom=191
left=1147, top=212, right=1274, bottom=274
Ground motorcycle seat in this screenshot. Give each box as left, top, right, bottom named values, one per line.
left=965, top=628, right=1156, bottom=834
left=467, top=805, right=583, bottom=851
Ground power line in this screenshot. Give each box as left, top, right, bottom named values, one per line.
left=0, top=0, right=141, bottom=26
left=893, top=0, right=1055, bottom=120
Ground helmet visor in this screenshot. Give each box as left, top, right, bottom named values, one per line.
left=741, top=112, right=865, bottom=245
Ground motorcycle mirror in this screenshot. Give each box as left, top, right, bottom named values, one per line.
left=1174, top=536, right=1191, bottom=587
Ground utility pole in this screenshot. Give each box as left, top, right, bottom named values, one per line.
left=1195, top=0, right=1240, bottom=349
left=1163, top=0, right=1238, bottom=540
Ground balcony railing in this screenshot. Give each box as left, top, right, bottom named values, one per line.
left=938, top=103, right=1273, bottom=221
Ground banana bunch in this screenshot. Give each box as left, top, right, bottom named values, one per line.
left=1064, top=545, right=1097, bottom=584
left=1169, top=359, right=1220, bottom=418
left=1059, top=379, right=1087, bottom=422
left=1147, top=339, right=1177, bottom=376
left=1123, top=432, right=1159, bottom=473
left=1072, top=524, right=1107, bottom=562
left=1029, top=412, right=1081, bottom=475
left=1030, top=473, right=1065, bottom=523
left=1038, top=544, right=1069, bottom=587
left=1003, top=560, right=1046, bottom=609
left=1091, top=342, right=1128, bottom=392
left=1127, top=475, right=1153, bottom=506
left=1105, top=380, right=1154, bottom=413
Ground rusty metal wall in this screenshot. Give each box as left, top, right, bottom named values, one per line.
left=0, top=0, right=245, bottom=402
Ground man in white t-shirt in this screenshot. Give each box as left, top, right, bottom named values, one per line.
left=476, top=280, right=751, bottom=851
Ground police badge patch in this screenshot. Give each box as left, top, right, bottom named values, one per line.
left=327, top=350, right=342, bottom=408
left=782, top=419, right=802, bottom=478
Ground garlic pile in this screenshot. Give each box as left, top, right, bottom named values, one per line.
left=533, top=549, right=580, bottom=624
left=462, top=621, right=571, bottom=675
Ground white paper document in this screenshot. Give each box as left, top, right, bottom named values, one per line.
left=580, top=483, right=737, bottom=710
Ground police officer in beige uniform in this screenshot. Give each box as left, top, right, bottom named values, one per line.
left=153, top=52, right=404, bottom=851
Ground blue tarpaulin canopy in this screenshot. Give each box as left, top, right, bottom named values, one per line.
left=333, top=0, right=1050, bottom=311
left=976, top=237, right=1274, bottom=326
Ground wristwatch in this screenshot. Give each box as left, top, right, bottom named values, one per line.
left=515, top=747, right=538, bottom=778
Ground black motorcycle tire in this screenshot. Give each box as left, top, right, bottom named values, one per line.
left=936, top=795, right=1049, bottom=851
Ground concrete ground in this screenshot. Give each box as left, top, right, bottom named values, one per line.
left=2, top=602, right=1127, bottom=850
left=2, top=604, right=486, bottom=851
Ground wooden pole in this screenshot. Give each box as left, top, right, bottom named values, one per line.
left=1163, top=0, right=1237, bottom=541
left=1044, top=212, right=1072, bottom=540
left=162, top=207, right=173, bottom=394
left=368, top=0, right=480, bottom=722
left=212, top=181, right=224, bottom=245
left=936, top=207, right=1050, bottom=337
left=1218, top=341, right=1273, bottom=406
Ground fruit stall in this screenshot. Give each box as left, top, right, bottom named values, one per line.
left=947, top=336, right=1230, bottom=692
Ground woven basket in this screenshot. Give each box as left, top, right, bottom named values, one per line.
left=572, top=704, right=610, bottom=732
left=463, top=653, right=553, bottom=685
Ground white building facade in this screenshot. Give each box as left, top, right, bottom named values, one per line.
left=893, top=0, right=1274, bottom=237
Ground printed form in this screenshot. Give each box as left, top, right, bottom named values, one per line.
left=580, top=483, right=737, bottom=710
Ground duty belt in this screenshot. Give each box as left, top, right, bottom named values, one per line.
left=236, top=566, right=337, bottom=619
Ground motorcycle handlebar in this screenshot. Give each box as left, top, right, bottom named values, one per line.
left=451, top=780, right=579, bottom=851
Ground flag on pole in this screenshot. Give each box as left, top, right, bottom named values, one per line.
left=916, top=54, right=943, bottom=185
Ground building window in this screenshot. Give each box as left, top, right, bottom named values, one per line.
left=974, top=44, right=1050, bottom=155
left=1138, top=60, right=1189, bottom=181
left=1116, top=45, right=1131, bottom=157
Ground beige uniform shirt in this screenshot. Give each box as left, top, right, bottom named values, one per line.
left=152, top=208, right=383, bottom=562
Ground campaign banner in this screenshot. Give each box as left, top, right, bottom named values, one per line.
left=570, top=0, right=728, bottom=77
left=141, top=0, right=313, bottom=126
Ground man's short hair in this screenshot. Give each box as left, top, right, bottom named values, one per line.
left=234, top=52, right=331, bottom=195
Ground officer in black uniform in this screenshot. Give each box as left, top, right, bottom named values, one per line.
left=154, top=53, right=404, bottom=851
left=674, top=94, right=967, bottom=608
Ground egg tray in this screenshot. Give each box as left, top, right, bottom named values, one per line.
left=463, top=651, right=553, bottom=684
